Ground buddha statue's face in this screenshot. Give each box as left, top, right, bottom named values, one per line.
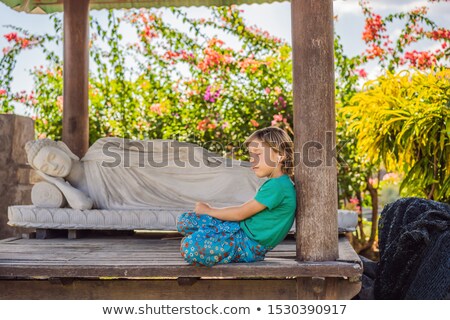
left=32, top=146, right=72, bottom=177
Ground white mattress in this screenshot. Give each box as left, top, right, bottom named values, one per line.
left=8, top=206, right=358, bottom=233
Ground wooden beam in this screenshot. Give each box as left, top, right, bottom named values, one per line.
left=0, top=278, right=360, bottom=299
left=63, top=0, right=90, bottom=158
left=291, top=0, right=339, bottom=261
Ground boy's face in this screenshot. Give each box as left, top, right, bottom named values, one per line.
left=248, top=139, right=280, bottom=178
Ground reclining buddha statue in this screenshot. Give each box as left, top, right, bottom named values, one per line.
left=25, top=137, right=264, bottom=210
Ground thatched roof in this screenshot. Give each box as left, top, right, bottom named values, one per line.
left=0, top=0, right=281, bottom=14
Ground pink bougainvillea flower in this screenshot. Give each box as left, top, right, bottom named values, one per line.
left=208, top=38, right=225, bottom=47
left=56, top=96, right=63, bottom=111
left=358, top=69, right=368, bottom=78
left=273, top=114, right=283, bottom=122
left=237, top=56, right=260, bottom=73
left=404, top=50, right=437, bottom=69
left=150, top=103, right=162, bottom=115
left=203, top=86, right=221, bottom=103
left=0, top=89, right=6, bottom=96
left=197, top=47, right=230, bottom=72
left=278, top=96, right=287, bottom=108
left=410, top=6, right=428, bottom=15
left=142, top=25, right=158, bottom=40
left=274, top=86, right=282, bottom=95
left=2, top=46, right=11, bottom=55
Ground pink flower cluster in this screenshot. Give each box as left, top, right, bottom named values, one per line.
left=349, top=198, right=361, bottom=213
left=244, top=25, right=282, bottom=44
left=56, top=96, right=63, bottom=111
left=410, top=6, right=429, bottom=15
left=271, top=114, right=287, bottom=126
left=150, top=103, right=163, bottom=115
left=237, top=54, right=261, bottom=73
left=197, top=46, right=233, bottom=72
left=163, top=50, right=195, bottom=63
left=203, top=86, right=221, bottom=103
left=358, top=69, right=368, bottom=78
left=274, top=96, right=287, bottom=110
left=404, top=50, right=437, bottom=69
left=142, top=25, right=158, bottom=40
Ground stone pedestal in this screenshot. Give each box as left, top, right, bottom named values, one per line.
left=0, top=114, right=35, bottom=239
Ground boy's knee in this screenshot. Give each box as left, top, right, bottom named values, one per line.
left=176, top=211, right=193, bottom=233
left=180, top=235, right=216, bottom=267
left=180, top=236, right=202, bottom=266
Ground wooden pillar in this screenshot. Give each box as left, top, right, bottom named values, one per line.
left=291, top=0, right=339, bottom=261
left=63, top=0, right=90, bottom=158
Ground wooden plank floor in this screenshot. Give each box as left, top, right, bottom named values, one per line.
left=0, top=234, right=362, bottom=279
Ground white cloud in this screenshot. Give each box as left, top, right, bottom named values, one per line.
left=334, top=0, right=361, bottom=15
left=371, top=0, right=429, bottom=11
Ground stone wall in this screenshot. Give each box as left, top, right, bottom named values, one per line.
left=0, top=114, right=35, bottom=239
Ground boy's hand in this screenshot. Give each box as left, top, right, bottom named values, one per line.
left=195, top=201, right=211, bottom=214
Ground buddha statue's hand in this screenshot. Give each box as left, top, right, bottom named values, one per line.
left=36, top=170, right=93, bottom=210
left=36, top=171, right=66, bottom=186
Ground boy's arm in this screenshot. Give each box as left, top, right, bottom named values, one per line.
left=205, top=199, right=266, bottom=222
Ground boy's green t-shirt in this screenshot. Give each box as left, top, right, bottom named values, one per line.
left=239, top=174, right=297, bottom=248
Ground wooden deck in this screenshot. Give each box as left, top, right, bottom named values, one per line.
left=0, top=234, right=362, bottom=299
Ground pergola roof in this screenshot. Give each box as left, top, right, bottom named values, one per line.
left=0, top=0, right=282, bottom=13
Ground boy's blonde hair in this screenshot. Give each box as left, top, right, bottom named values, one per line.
left=244, top=126, right=294, bottom=178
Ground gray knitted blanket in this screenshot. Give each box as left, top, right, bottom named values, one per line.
left=374, top=197, right=450, bottom=299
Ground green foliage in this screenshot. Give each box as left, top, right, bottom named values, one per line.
left=344, top=69, right=450, bottom=202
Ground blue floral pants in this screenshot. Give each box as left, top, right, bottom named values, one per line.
left=176, top=211, right=271, bottom=267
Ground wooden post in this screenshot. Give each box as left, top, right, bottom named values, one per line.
left=63, top=0, right=90, bottom=158
left=291, top=0, right=339, bottom=261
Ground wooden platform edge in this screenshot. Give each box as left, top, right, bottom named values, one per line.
left=0, top=278, right=361, bottom=300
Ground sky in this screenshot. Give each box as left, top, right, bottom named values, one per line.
left=0, top=0, right=449, bottom=115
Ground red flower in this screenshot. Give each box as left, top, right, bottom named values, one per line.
left=197, top=118, right=210, bottom=131
left=404, top=50, right=437, bottom=69
left=428, top=28, right=450, bottom=41
left=20, top=38, right=29, bottom=49
left=250, top=119, right=259, bottom=127
left=362, top=14, right=385, bottom=43
left=365, top=45, right=384, bottom=60
left=4, top=32, right=18, bottom=42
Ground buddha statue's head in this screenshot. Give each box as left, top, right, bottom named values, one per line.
left=25, top=139, right=80, bottom=177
